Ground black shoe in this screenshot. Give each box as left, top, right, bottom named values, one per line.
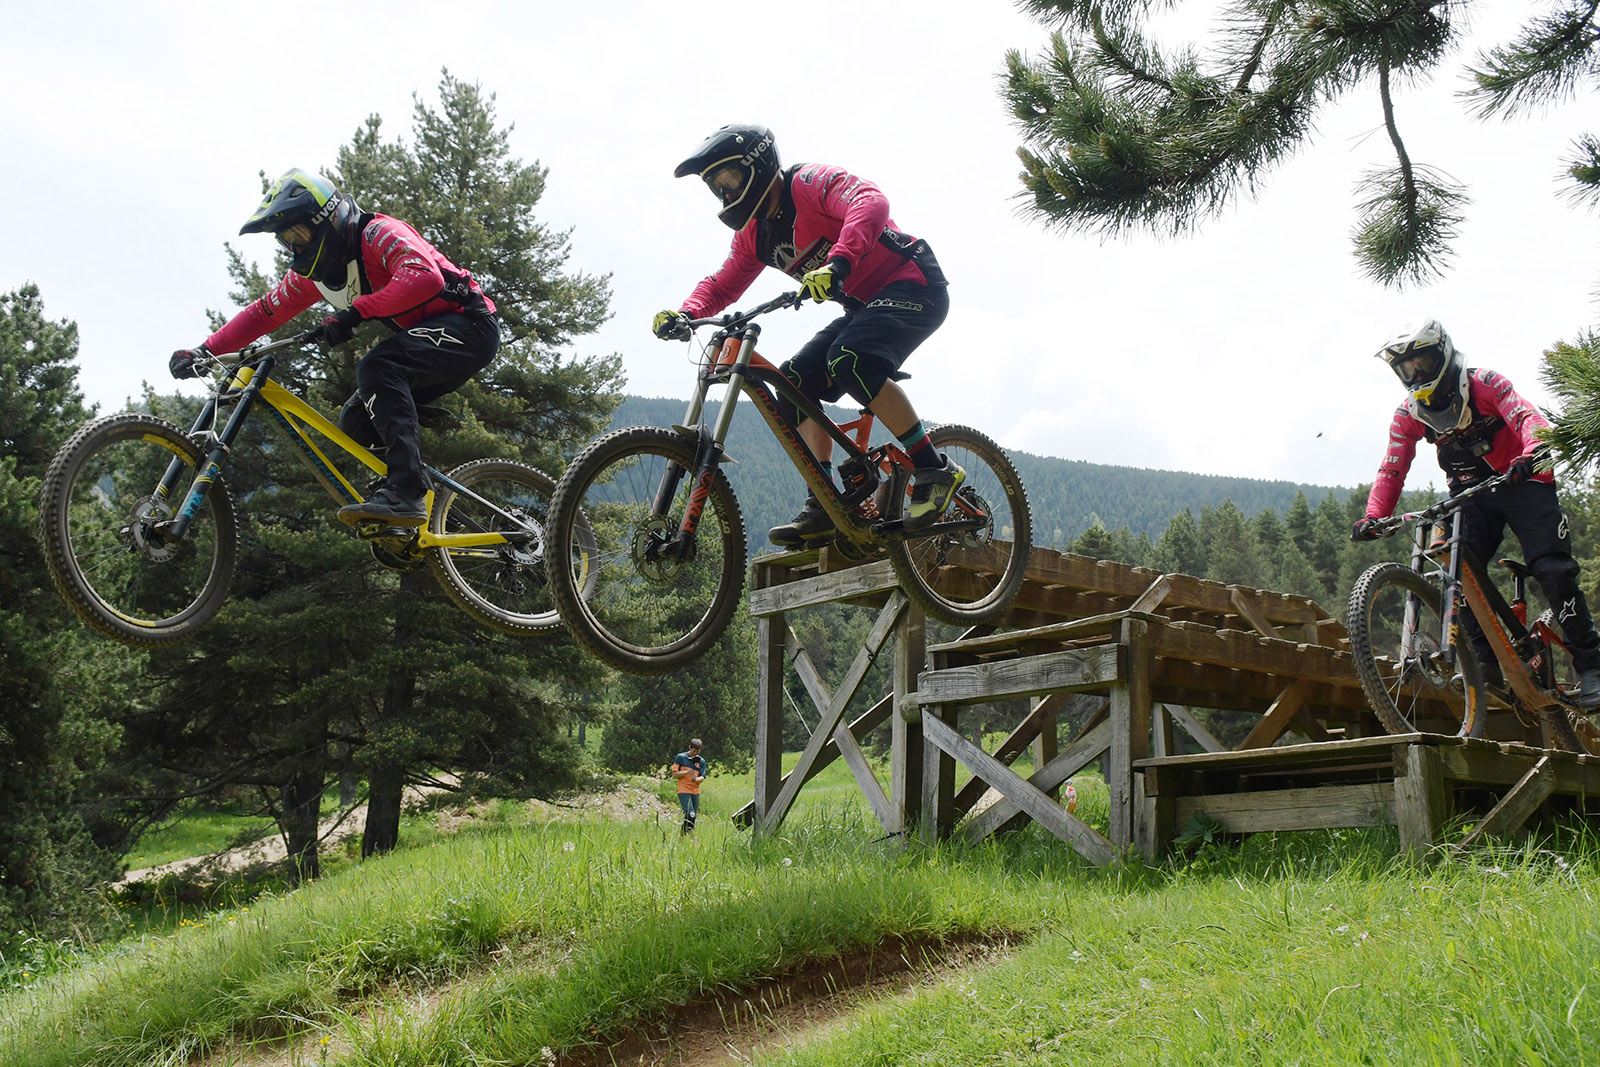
left=339, top=486, right=426, bottom=527
left=1580, top=668, right=1600, bottom=710
left=768, top=495, right=836, bottom=547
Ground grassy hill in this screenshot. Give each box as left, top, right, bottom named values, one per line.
left=610, top=396, right=1350, bottom=549
left=6, top=759, right=1599, bottom=1066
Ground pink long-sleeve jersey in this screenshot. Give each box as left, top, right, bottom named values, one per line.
left=204, top=214, right=494, bottom=355
left=680, top=163, right=942, bottom=317
left=1365, top=368, right=1551, bottom=518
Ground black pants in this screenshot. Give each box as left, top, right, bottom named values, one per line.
left=1459, top=479, right=1600, bottom=675
left=338, top=312, right=499, bottom=496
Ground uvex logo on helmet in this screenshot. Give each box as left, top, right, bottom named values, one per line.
left=741, top=135, right=773, bottom=166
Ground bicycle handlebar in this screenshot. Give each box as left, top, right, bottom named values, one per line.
left=211, top=327, right=326, bottom=367
left=1372, top=470, right=1518, bottom=537
left=684, top=291, right=805, bottom=332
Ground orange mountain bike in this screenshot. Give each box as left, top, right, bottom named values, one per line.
left=546, top=291, right=1032, bottom=675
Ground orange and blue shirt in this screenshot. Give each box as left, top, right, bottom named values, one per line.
left=672, top=752, right=706, bottom=795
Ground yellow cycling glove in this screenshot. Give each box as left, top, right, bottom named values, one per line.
left=799, top=256, right=851, bottom=302
left=652, top=309, right=690, bottom=340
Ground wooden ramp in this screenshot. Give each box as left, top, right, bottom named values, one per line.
left=734, top=543, right=1597, bottom=862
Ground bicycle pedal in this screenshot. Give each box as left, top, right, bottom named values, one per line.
left=354, top=521, right=416, bottom=540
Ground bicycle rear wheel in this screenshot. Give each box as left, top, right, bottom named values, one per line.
left=427, top=458, right=578, bottom=636
left=884, top=424, right=1032, bottom=625
left=37, top=413, right=237, bottom=647
left=1348, top=562, right=1486, bottom=737
left=547, top=427, right=746, bottom=675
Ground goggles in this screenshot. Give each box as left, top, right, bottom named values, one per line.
left=275, top=222, right=314, bottom=254
left=704, top=163, right=749, bottom=207
left=1390, top=345, right=1445, bottom=388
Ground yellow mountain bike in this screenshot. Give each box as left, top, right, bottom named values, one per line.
left=38, top=329, right=591, bottom=647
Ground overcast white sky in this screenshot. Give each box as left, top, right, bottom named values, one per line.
left=3, top=1, right=1595, bottom=492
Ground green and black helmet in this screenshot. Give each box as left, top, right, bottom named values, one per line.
left=239, top=169, right=362, bottom=284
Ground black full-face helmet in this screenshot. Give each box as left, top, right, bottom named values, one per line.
left=674, top=125, right=781, bottom=231
left=238, top=169, right=362, bottom=285
left=1376, top=319, right=1469, bottom=433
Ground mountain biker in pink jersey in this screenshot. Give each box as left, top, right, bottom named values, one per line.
left=1352, top=319, right=1600, bottom=708
left=169, top=169, right=499, bottom=527
left=652, top=124, right=962, bottom=547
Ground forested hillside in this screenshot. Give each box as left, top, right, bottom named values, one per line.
left=610, top=395, right=1347, bottom=549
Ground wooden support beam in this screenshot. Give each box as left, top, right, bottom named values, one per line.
left=924, top=713, right=1115, bottom=865
left=1173, top=783, right=1395, bottom=833
left=951, top=693, right=1059, bottom=817
left=1163, top=703, right=1225, bottom=753
left=890, top=607, right=925, bottom=837
left=752, top=615, right=786, bottom=829
left=1128, top=574, right=1172, bottom=614
left=761, top=593, right=906, bottom=832
left=733, top=694, right=893, bottom=828
left=1459, top=756, right=1557, bottom=848
left=1229, top=586, right=1283, bottom=641
left=1110, top=617, right=1152, bottom=847
left=962, top=718, right=1113, bottom=841
left=1394, top=743, right=1448, bottom=857
left=1238, top=679, right=1311, bottom=750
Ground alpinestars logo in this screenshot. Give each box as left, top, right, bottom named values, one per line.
left=1561, top=597, right=1579, bottom=624
left=1559, top=512, right=1570, bottom=541
left=407, top=327, right=464, bottom=348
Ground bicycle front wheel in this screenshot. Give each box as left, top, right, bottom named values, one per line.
left=547, top=427, right=747, bottom=675
left=37, top=413, right=237, bottom=647
left=428, top=458, right=577, bottom=636
left=885, top=424, right=1032, bottom=625
left=1348, top=562, right=1486, bottom=737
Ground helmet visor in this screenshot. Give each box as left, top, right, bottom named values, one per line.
left=276, top=222, right=314, bottom=254
left=704, top=163, right=750, bottom=207
left=1391, top=345, right=1445, bottom=388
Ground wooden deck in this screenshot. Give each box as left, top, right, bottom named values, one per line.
left=737, top=542, right=1598, bottom=862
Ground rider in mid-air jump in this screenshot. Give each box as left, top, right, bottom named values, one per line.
left=1352, top=319, right=1600, bottom=709
left=652, top=125, right=960, bottom=547
left=170, top=169, right=499, bottom=527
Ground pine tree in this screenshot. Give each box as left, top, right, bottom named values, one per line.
left=1003, top=0, right=1597, bottom=287
left=0, top=286, right=132, bottom=942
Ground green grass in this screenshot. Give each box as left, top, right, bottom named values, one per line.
left=123, top=809, right=276, bottom=870
left=8, top=755, right=1600, bottom=1066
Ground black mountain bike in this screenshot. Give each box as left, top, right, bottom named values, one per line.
left=38, top=330, right=590, bottom=647
left=546, top=291, right=1032, bottom=675
left=1347, top=472, right=1589, bottom=751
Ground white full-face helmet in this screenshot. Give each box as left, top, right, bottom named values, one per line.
left=1377, top=319, right=1468, bottom=433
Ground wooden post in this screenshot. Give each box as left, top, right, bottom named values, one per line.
left=891, top=605, right=926, bottom=837
left=920, top=647, right=956, bottom=843
left=1393, top=742, right=1448, bottom=858
left=751, top=613, right=786, bottom=829
left=1108, top=617, right=1151, bottom=847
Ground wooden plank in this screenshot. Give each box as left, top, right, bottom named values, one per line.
left=1145, top=621, right=1361, bottom=688
left=1394, top=744, right=1448, bottom=856
left=749, top=558, right=899, bottom=616
left=1459, top=756, right=1557, bottom=848
left=1163, top=703, right=1225, bottom=753
left=916, top=645, right=1122, bottom=706
left=1137, top=732, right=1437, bottom=771
left=925, top=611, right=1137, bottom=657
left=1173, top=782, right=1395, bottom=832
left=1238, top=680, right=1310, bottom=750
left=785, top=632, right=832, bottom=723
left=1128, top=574, right=1172, bottom=614
left=762, top=593, right=905, bottom=831
left=832, top=715, right=895, bottom=833
left=924, top=713, right=1115, bottom=864
left=1439, top=745, right=1600, bottom=793
left=961, top=719, right=1114, bottom=840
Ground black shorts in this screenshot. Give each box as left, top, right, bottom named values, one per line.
left=781, top=281, right=949, bottom=406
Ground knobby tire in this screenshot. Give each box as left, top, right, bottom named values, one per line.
left=1348, top=562, right=1485, bottom=738
left=884, top=424, right=1032, bottom=626
left=546, top=426, right=746, bottom=675
left=38, top=413, right=238, bottom=647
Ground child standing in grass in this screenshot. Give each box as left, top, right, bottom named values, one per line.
left=672, top=739, right=707, bottom=836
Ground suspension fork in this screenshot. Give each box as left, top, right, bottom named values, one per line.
left=653, top=324, right=759, bottom=553
left=160, top=356, right=273, bottom=542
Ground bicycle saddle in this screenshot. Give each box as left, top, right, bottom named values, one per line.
left=1499, top=557, right=1532, bottom=579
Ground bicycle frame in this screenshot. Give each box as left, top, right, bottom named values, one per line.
left=153, top=333, right=533, bottom=554
left=1401, top=480, right=1565, bottom=716
left=656, top=293, right=988, bottom=554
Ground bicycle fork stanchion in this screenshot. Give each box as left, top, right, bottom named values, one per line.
left=163, top=356, right=275, bottom=544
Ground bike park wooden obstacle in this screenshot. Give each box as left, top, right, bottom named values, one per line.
left=731, top=543, right=1600, bottom=861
